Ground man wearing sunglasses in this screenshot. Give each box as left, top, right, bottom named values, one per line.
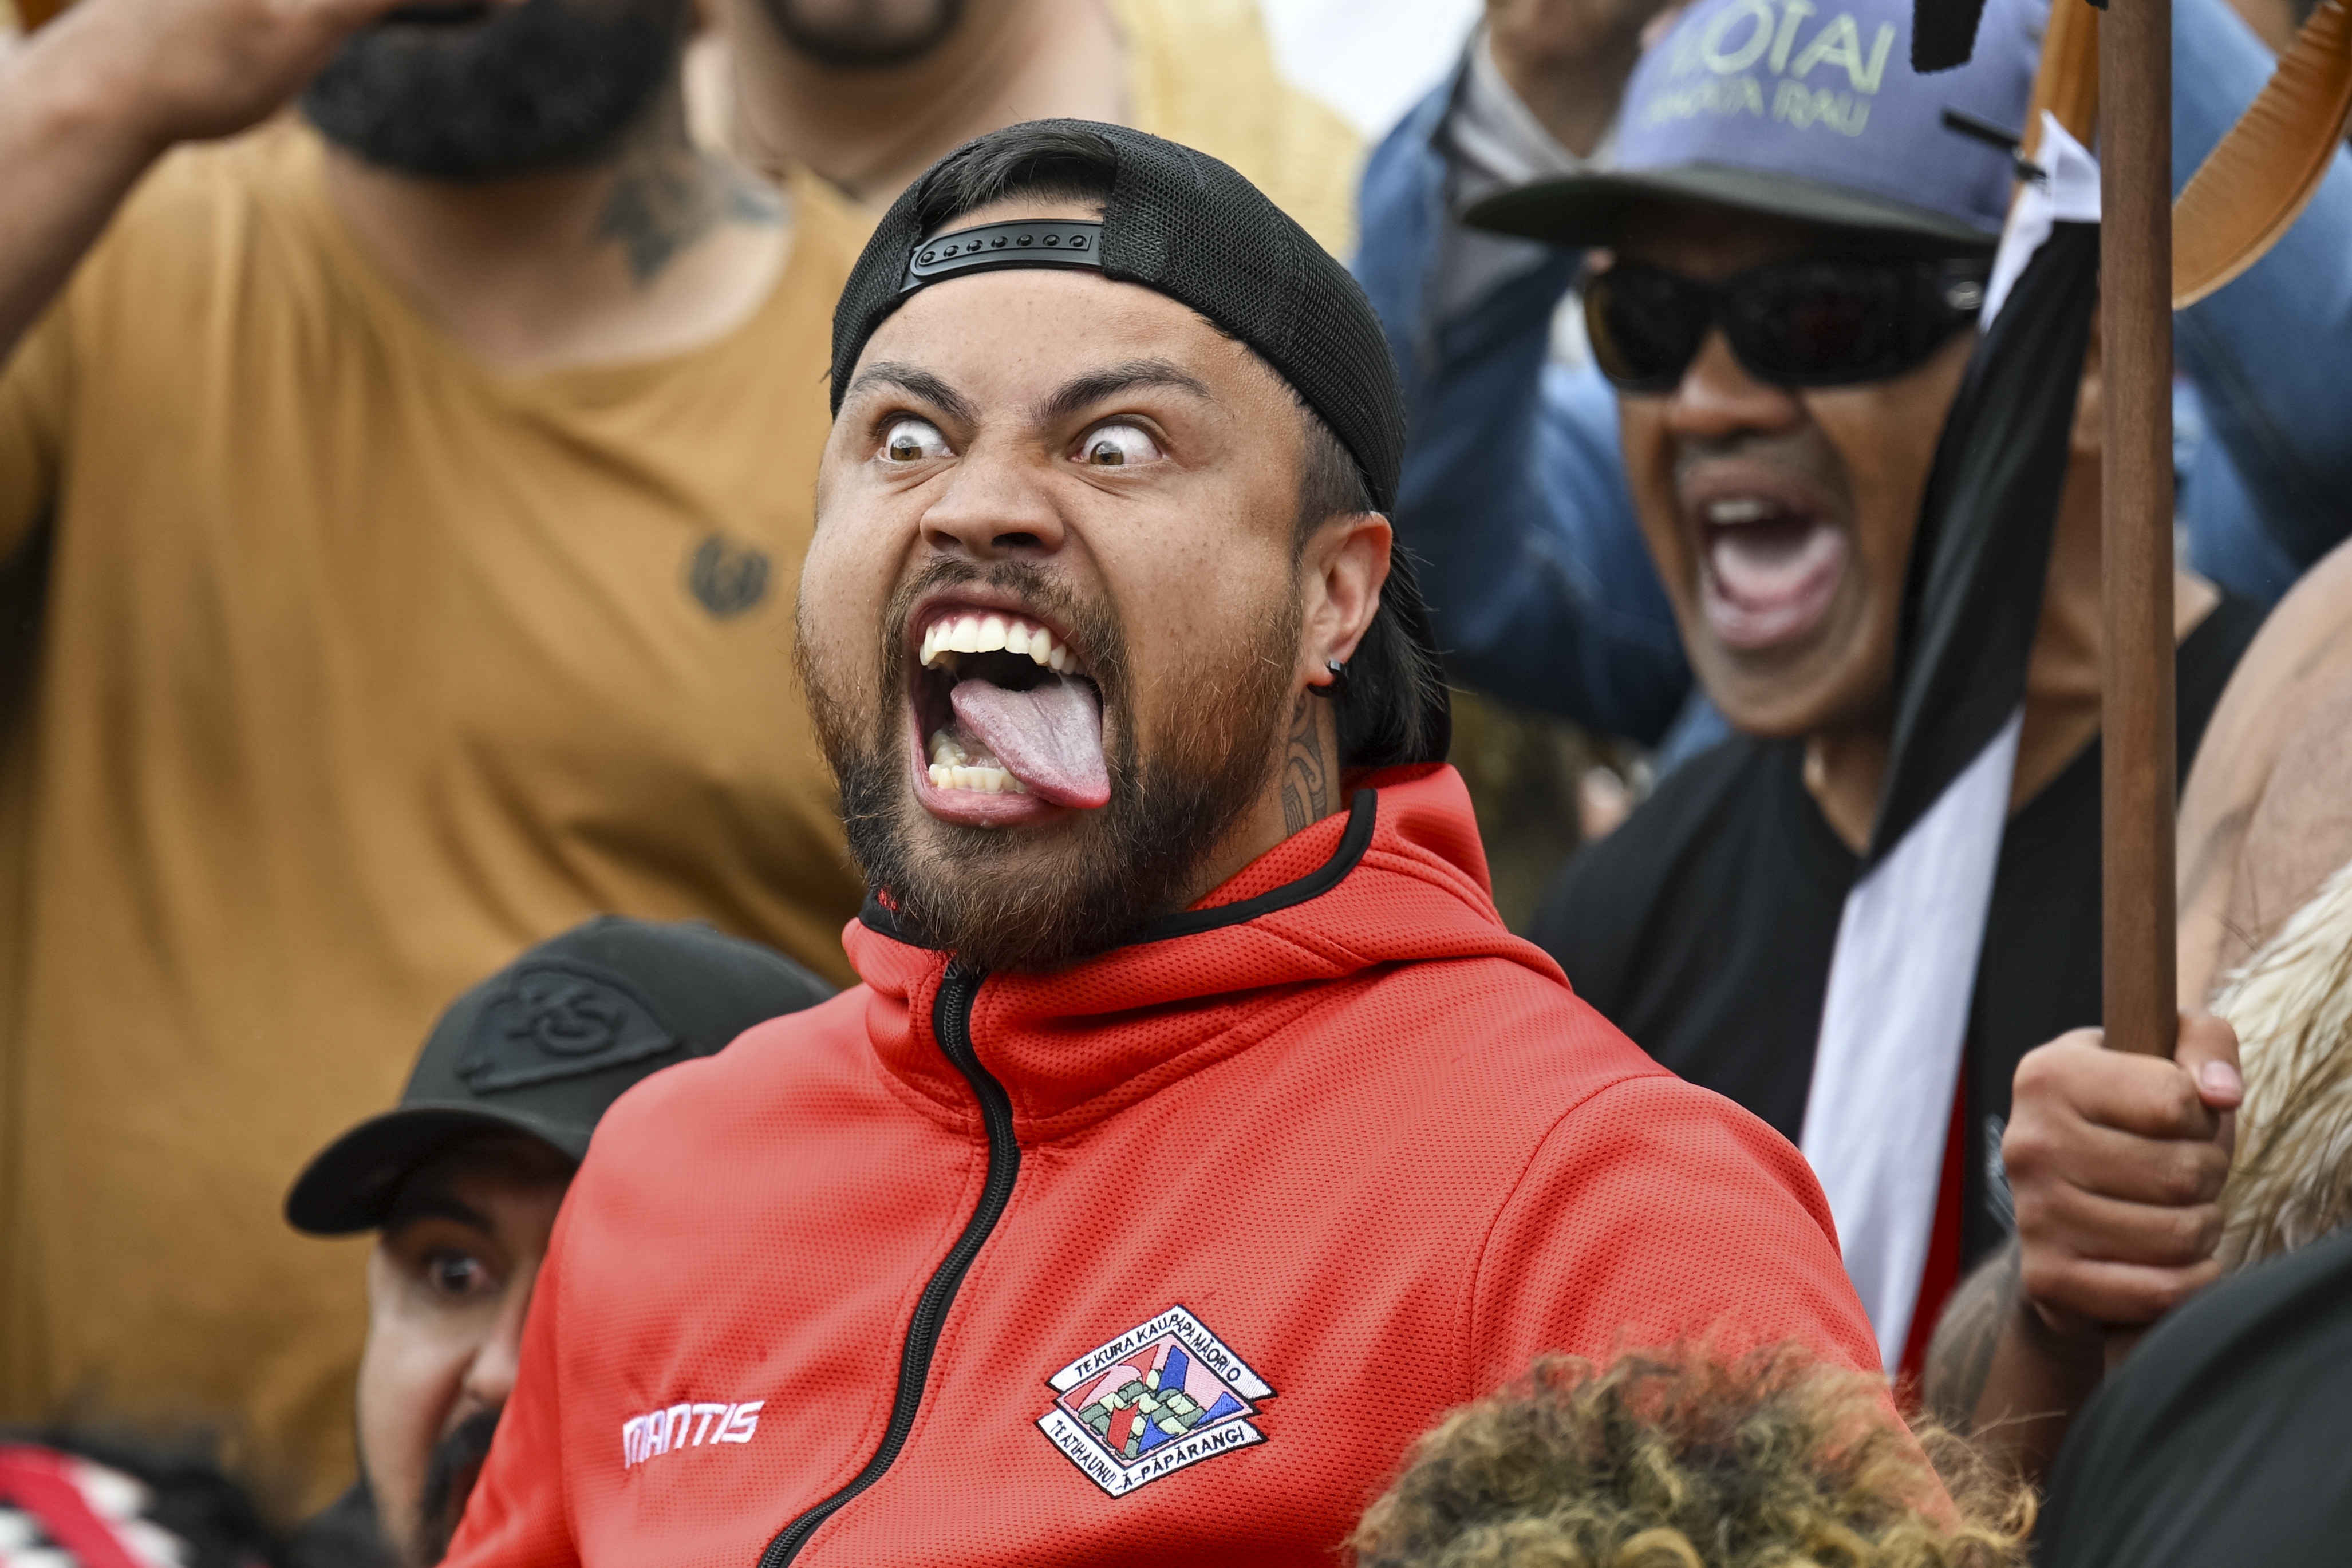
left=1351, top=0, right=2352, bottom=757
left=1410, top=0, right=2276, bottom=1380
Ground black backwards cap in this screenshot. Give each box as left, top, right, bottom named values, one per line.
left=829, top=119, right=1451, bottom=767
left=285, top=917, right=831, bottom=1235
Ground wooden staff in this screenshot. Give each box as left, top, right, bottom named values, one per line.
left=2101, top=0, right=2177, bottom=1060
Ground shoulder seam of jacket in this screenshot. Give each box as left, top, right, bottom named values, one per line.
left=1461, top=1067, right=1669, bottom=1398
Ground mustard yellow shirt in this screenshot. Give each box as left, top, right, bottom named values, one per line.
left=0, top=124, right=869, bottom=1502
left=0, top=0, right=1360, bottom=1512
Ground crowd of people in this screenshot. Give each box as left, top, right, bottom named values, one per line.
left=0, top=0, right=2347, bottom=1560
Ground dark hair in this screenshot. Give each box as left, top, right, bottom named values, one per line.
left=1291, top=406, right=1450, bottom=771
left=913, top=121, right=1122, bottom=233
left=914, top=123, right=1449, bottom=771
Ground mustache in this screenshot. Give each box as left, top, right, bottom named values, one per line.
left=416, top=1408, right=501, bottom=1564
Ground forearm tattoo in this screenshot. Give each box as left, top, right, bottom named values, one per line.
left=1922, top=1239, right=2023, bottom=1429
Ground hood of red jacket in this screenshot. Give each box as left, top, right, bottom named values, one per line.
left=840, top=764, right=1571, bottom=1138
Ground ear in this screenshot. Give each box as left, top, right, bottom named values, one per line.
left=1298, top=512, right=1392, bottom=690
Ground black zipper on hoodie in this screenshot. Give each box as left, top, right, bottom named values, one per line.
left=759, top=962, right=1017, bottom=1567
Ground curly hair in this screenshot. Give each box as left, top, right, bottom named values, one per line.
left=1349, top=1346, right=2031, bottom=1568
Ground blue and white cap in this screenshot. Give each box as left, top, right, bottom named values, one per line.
left=1466, top=0, right=2045, bottom=254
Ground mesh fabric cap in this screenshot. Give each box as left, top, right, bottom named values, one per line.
left=284, top=915, right=833, bottom=1235
left=832, top=120, right=1403, bottom=514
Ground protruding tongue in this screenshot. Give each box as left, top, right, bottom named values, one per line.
left=950, top=675, right=1110, bottom=808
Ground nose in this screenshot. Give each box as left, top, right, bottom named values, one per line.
left=918, top=442, right=1067, bottom=561
left=459, top=1258, right=540, bottom=1412
left=1662, top=329, right=1806, bottom=441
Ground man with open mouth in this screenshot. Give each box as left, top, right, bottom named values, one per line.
left=441, top=121, right=1885, bottom=1567
left=1457, top=0, right=2267, bottom=1383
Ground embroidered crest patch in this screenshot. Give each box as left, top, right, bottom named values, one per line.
left=1035, top=1305, right=1274, bottom=1497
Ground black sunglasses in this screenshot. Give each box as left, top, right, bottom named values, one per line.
left=1583, top=257, right=1990, bottom=393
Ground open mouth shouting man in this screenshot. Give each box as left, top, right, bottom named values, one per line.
left=441, top=121, right=1884, bottom=1568
left=1470, top=0, right=2266, bottom=1382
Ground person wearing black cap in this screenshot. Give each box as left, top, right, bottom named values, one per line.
left=437, top=119, right=1888, bottom=1568
left=281, top=917, right=830, bottom=1568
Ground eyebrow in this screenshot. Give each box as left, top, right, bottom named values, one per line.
left=840, top=362, right=978, bottom=426
left=1036, top=359, right=1212, bottom=427
left=383, top=1190, right=492, bottom=1237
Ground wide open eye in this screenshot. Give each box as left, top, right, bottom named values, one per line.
left=882, top=418, right=952, bottom=463
left=423, top=1249, right=496, bottom=1301
left=1075, top=423, right=1162, bottom=468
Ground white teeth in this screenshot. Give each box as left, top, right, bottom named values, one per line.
left=916, top=611, right=1080, bottom=675
left=928, top=730, right=969, bottom=767
left=1706, top=497, right=1771, bottom=525
left=927, top=760, right=1026, bottom=795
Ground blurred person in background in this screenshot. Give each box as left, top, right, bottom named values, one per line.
left=693, top=0, right=1358, bottom=250
left=1351, top=1345, right=2030, bottom=1568
left=1353, top=0, right=2352, bottom=765
left=279, top=917, right=830, bottom=1567
left=1416, top=0, right=2273, bottom=1386
left=0, top=0, right=870, bottom=1513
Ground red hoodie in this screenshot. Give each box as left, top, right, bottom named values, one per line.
left=446, top=767, right=1879, bottom=1567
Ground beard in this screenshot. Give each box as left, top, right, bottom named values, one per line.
left=758, top=0, right=967, bottom=69
left=804, top=559, right=1300, bottom=975
left=414, top=1408, right=500, bottom=1565
left=301, top=0, right=689, bottom=182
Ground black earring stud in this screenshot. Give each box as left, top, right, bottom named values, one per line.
left=1311, top=658, right=1349, bottom=700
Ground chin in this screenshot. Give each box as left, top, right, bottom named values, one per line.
left=1694, top=639, right=1872, bottom=741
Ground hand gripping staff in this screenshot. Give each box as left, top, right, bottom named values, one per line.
left=1913, top=0, right=2352, bottom=1075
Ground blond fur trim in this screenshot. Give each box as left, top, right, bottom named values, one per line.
left=2216, top=855, right=2352, bottom=1266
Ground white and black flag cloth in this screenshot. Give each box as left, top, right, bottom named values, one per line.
left=1803, top=118, right=2102, bottom=1366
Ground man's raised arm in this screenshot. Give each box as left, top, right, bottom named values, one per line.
left=0, top=0, right=401, bottom=361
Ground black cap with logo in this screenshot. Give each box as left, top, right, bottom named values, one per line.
left=285, top=917, right=832, bottom=1236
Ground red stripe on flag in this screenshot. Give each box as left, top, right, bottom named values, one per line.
left=1898, top=1076, right=1971, bottom=1391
